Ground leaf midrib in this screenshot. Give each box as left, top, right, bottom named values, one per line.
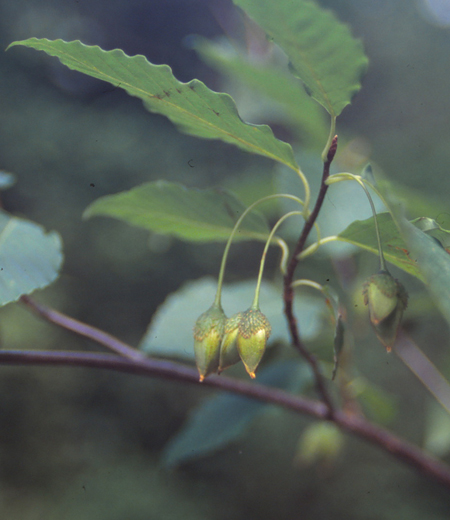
left=18, top=39, right=296, bottom=171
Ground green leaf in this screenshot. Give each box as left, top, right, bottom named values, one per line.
left=0, top=213, right=63, bottom=305
left=411, top=216, right=450, bottom=249
left=337, top=213, right=424, bottom=281
left=424, top=402, right=450, bottom=456
left=192, top=37, right=328, bottom=147
left=232, top=0, right=368, bottom=117
left=8, top=38, right=299, bottom=171
left=140, top=277, right=324, bottom=360
left=84, top=181, right=270, bottom=242
left=397, top=217, right=450, bottom=327
left=348, top=377, right=397, bottom=425
left=162, top=360, right=311, bottom=467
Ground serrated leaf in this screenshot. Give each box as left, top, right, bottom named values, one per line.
left=140, top=277, right=323, bottom=360
left=337, top=213, right=424, bottom=281
left=193, top=37, right=328, bottom=147
left=233, top=0, right=368, bottom=117
left=8, top=38, right=299, bottom=171
left=84, top=181, right=270, bottom=242
left=0, top=213, right=63, bottom=305
left=162, top=360, right=311, bottom=467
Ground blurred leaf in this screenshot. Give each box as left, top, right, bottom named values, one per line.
left=223, top=169, right=280, bottom=219
left=397, top=217, right=450, bottom=327
left=232, top=0, right=368, bottom=117
left=8, top=38, right=299, bottom=171
left=84, top=181, right=269, bottom=242
left=332, top=315, right=345, bottom=381
left=140, top=277, right=324, bottom=360
left=193, top=37, right=328, bottom=146
left=0, top=171, right=16, bottom=190
left=162, top=360, right=311, bottom=467
left=349, top=376, right=397, bottom=425
left=376, top=174, right=449, bottom=221
left=424, top=402, right=450, bottom=457
left=319, top=285, right=344, bottom=380
left=337, top=213, right=424, bottom=280
left=0, top=213, right=63, bottom=305
left=411, top=216, right=450, bottom=249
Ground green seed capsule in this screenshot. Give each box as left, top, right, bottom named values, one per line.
left=236, top=308, right=271, bottom=378
left=363, top=270, right=408, bottom=352
left=218, top=312, right=243, bottom=373
left=193, top=304, right=227, bottom=382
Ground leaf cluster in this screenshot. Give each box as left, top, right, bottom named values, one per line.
left=3, top=0, right=450, bottom=483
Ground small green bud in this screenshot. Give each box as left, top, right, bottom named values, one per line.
left=363, top=270, right=408, bottom=352
left=193, top=304, right=227, bottom=382
left=218, top=312, right=243, bottom=373
left=237, top=308, right=271, bottom=378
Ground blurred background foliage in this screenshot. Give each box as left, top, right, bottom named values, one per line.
left=1, top=0, right=450, bottom=518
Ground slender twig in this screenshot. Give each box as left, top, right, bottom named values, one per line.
left=16, top=294, right=450, bottom=488
left=395, top=332, right=450, bottom=414
left=283, top=135, right=338, bottom=415
left=1, top=347, right=450, bottom=489
left=20, top=295, right=146, bottom=362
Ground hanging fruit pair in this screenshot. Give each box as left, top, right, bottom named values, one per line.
left=193, top=304, right=271, bottom=381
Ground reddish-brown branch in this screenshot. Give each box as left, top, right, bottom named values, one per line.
left=1, top=347, right=450, bottom=489
left=283, top=135, right=338, bottom=415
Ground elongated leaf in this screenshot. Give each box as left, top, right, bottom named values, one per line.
left=140, top=277, right=323, bottom=359
left=397, top=217, right=450, bottom=327
left=233, top=0, right=368, bottom=116
left=0, top=213, right=63, bottom=305
left=162, top=360, right=311, bottom=467
left=337, top=213, right=424, bottom=281
left=8, top=38, right=299, bottom=171
left=193, top=37, right=328, bottom=147
left=84, top=181, right=270, bottom=242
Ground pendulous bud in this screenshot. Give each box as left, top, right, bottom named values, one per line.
left=193, top=304, right=227, bottom=382
left=236, top=308, right=271, bottom=378
left=363, top=270, right=408, bottom=352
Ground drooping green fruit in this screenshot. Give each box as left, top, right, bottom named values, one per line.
left=193, top=303, right=227, bottom=382
left=218, top=312, right=243, bottom=373
left=236, top=308, right=271, bottom=378
left=363, top=270, right=408, bottom=352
